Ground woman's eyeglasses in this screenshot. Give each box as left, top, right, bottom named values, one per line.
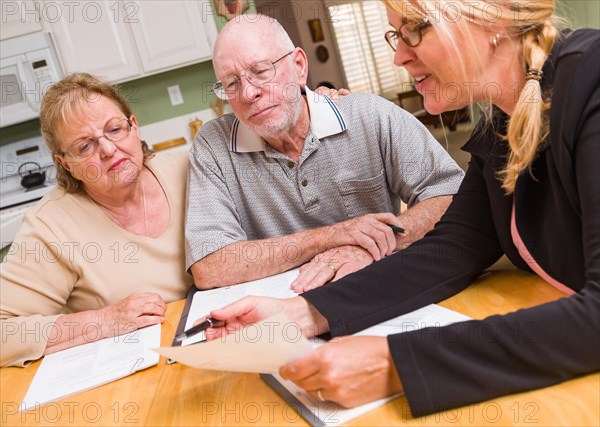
left=212, top=51, right=294, bottom=100
left=384, top=18, right=431, bottom=50
left=62, top=118, right=133, bottom=159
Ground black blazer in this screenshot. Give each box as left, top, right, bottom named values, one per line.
left=303, top=29, right=600, bottom=416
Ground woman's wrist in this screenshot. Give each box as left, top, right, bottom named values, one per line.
left=385, top=344, right=404, bottom=396
left=288, top=296, right=330, bottom=337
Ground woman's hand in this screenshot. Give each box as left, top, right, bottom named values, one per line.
left=205, top=296, right=330, bottom=340
left=280, top=336, right=403, bottom=408
left=290, top=245, right=374, bottom=293
left=314, top=86, right=351, bottom=104
left=98, top=292, right=166, bottom=337
left=44, top=292, right=166, bottom=356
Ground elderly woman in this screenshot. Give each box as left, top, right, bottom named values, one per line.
left=206, top=0, right=599, bottom=417
left=1, top=73, right=190, bottom=367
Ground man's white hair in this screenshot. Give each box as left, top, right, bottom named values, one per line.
left=216, top=14, right=295, bottom=54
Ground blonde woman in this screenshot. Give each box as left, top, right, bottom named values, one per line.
left=204, top=0, right=600, bottom=416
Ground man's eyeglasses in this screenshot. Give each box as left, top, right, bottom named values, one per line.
left=212, top=51, right=294, bottom=100
left=62, top=118, right=133, bottom=159
left=384, top=18, right=431, bottom=50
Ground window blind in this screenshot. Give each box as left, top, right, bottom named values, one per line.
left=327, top=1, right=410, bottom=99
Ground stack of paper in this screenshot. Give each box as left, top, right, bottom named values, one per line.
left=21, top=324, right=161, bottom=411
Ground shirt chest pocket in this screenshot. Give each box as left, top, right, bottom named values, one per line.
left=337, top=169, right=393, bottom=218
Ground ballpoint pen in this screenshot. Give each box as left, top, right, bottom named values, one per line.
left=388, top=224, right=405, bottom=234
left=174, top=317, right=224, bottom=342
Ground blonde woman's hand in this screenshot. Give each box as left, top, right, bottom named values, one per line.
left=280, top=335, right=403, bottom=408
left=205, top=296, right=330, bottom=340
left=314, top=86, right=351, bottom=104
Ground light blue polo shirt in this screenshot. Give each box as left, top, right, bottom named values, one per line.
left=185, top=87, right=464, bottom=269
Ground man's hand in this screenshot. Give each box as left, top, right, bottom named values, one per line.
left=327, top=213, right=402, bottom=261
left=290, top=245, right=374, bottom=293
left=280, top=335, right=404, bottom=408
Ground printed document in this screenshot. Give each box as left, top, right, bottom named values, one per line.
left=154, top=312, right=313, bottom=373
left=180, top=268, right=299, bottom=345
left=21, top=324, right=161, bottom=411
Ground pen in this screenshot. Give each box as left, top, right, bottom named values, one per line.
left=388, top=224, right=405, bottom=234
left=174, top=317, right=224, bottom=342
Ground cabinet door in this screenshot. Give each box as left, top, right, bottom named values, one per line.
left=0, top=0, right=42, bottom=41
left=128, top=0, right=217, bottom=73
left=45, top=0, right=141, bottom=81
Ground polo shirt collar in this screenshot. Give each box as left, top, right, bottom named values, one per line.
left=229, top=86, right=347, bottom=153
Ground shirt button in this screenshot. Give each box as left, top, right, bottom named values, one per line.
left=287, top=161, right=294, bottom=169
left=301, top=179, right=308, bottom=187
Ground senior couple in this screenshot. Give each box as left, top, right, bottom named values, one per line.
left=3, top=1, right=598, bottom=418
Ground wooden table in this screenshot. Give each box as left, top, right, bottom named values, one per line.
left=1, top=270, right=598, bottom=426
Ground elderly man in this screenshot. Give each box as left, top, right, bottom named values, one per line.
left=185, top=14, right=464, bottom=292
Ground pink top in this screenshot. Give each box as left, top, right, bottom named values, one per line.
left=510, top=202, right=575, bottom=295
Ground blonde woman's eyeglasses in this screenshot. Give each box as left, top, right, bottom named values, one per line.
left=384, top=18, right=431, bottom=50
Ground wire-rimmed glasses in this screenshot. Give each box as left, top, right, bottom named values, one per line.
left=212, top=51, right=294, bottom=100
left=62, top=118, right=133, bottom=159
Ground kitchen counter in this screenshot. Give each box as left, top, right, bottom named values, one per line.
left=139, top=105, right=231, bottom=154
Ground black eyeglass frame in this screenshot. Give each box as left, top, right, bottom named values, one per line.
left=384, top=17, right=431, bottom=50
left=212, top=51, right=295, bottom=100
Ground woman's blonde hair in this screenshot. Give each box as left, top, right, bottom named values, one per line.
left=383, top=0, right=559, bottom=193
left=39, top=73, right=154, bottom=193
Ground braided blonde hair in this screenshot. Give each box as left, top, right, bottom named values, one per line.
left=382, top=0, right=560, bottom=193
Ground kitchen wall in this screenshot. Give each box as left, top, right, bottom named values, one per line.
left=255, top=0, right=346, bottom=90
left=556, top=0, right=600, bottom=29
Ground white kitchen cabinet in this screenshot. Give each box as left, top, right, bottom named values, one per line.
left=129, top=1, right=216, bottom=73
left=43, top=0, right=217, bottom=82
left=0, top=0, right=42, bottom=41
left=44, top=0, right=141, bottom=81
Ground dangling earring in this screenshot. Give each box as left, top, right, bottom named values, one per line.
left=492, top=33, right=500, bottom=49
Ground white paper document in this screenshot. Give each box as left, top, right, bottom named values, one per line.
left=181, top=268, right=299, bottom=345
left=264, top=304, right=472, bottom=426
left=21, top=324, right=161, bottom=411
left=153, top=313, right=313, bottom=373
left=155, top=267, right=471, bottom=426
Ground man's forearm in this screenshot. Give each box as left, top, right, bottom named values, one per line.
left=191, top=211, right=407, bottom=289
left=191, top=227, right=337, bottom=289
left=395, top=195, right=453, bottom=250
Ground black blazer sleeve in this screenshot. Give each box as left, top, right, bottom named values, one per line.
left=302, top=136, right=505, bottom=335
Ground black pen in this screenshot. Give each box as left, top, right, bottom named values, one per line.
left=388, top=224, right=405, bottom=234
left=174, top=317, right=224, bottom=342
